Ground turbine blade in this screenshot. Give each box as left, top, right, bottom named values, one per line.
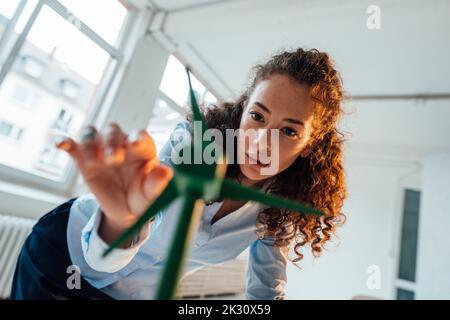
left=186, top=67, right=206, bottom=127
left=219, top=178, right=324, bottom=216
left=103, top=180, right=179, bottom=257
left=155, top=194, right=204, bottom=300
left=185, top=67, right=209, bottom=153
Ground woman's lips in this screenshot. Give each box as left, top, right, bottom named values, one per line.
left=245, top=153, right=271, bottom=167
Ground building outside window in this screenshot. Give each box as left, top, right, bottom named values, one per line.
left=0, top=0, right=132, bottom=183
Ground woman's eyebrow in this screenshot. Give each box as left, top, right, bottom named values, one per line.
left=254, top=101, right=304, bottom=127
left=285, top=118, right=304, bottom=127
left=254, top=101, right=271, bottom=113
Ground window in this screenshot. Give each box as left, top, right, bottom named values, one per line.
left=0, top=0, right=131, bottom=182
left=395, top=189, right=421, bottom=300
left=21, top=55, right=45, bottom=78
left=0, top=119, right=25, bottom=141
left=0, top=1, right=38, bottom=66
left=0, top=120, right=13, bottom=137
left=159, top=55, right=217, bottom=107
left=52, top=108, right=73, bottom=131
left=397, top=288, right=415, bottom=300
left=148, top=98, right=185, bottom=151
left=16, top=127, right=24, bottom=140
left=0, top=1, right=18, bottom=40
left=0, top=1, right=21, bottom=58
left=60, top=79, right=80, bottom=100
left=148, top=55, right=219, bottom=152
left=0, top=1, right=22, bottom=20
left=56, top=0, right=128, bottom=45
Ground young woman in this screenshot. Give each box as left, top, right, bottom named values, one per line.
left=11, top=48, right=347, bottom=300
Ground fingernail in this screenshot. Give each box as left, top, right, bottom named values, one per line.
left=80, top=126, right=97, bottom=142
left=155, top=166, right=172, bottom=179
left=55, top=137, right=71, bottom=150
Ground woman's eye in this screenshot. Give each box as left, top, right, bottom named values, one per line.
left=250, top=112, right=264, bottom=122
left=282, top=127, right=297, bottom=137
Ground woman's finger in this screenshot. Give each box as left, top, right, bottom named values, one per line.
left=55, top=136, right=80, bottom=161
left=104, top=122, right=127, bottom=166
left=79, top=126, right=103, bottom=168
left=142, top=164, right=173, bottom=203
left=127, top=129, right=157, bottom=162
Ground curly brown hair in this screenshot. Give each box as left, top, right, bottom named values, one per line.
left=189, top=48, right=348, bottom=266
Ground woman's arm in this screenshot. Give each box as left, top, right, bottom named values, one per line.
left=245, top=235, right=289, bottom=300
left=79, top=201, right=152, bottom=273
left=71, top=121, right=193, bottom=279
left=67, top=194, right=144, bottom=289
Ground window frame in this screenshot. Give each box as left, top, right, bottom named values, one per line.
left=0, top=0, right=28, bottom=65
left=0, top=0, right=139, bottom=195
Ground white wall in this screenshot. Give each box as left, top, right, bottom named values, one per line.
left=283, top=95, right=449, bottom=299
left=416, top=153, right=450, bottom=299
left=285, top=154, right=421, bottom=300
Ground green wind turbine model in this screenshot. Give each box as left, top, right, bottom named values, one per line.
left=103, top=67, right=324, bottom=300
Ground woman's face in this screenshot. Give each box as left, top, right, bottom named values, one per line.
left=238, top=74, right=316, bottom=185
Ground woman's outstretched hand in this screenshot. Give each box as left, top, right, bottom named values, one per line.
left=56, top=123, right=173, bottom=245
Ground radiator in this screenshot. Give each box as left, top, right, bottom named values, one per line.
left=0, top=214, right=35, bottom=299
left=176, top=253, right=249, bottom=299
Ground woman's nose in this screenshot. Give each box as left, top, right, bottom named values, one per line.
left=255, top=128, right=272, bottom=154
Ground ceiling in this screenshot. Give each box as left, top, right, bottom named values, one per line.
left=162, top=0, right=450, bottom=97
left=146, top=0, right=450, bottom=153
left=147, top=0, right=232, bottom=12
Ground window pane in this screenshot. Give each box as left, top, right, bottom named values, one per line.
left=396, top=288, right=415, bottom=300
left=160, top=56, right=208, bottom=107
left=204, top=91, right=217, bottom=104
left=57, top=0, right=128, bottom=45
left=0, top=1, right=39, bottom=67
left=0, top=0, right=40, bottom=37
left=14, top=0, right=38, bottom=34
left=0, top=4, right=122, bottom=180
left=26, top=6, right=111, bottom=83
left=0, top=120, right=13, bottom=136
left=398, top=189, right=421, bottom=282
left=0, top=0, right=21, bottom=20
left=147, top=99, right=185, bottom=152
